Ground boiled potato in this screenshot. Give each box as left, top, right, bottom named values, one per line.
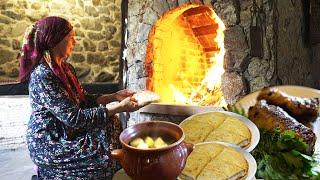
left=145, top=136, right=155, bottom=148
left=154, top=137, right=168, bottom=148
left=137, top=142, right=149, bottom=149
left=130, top=138, right=144, bottom=147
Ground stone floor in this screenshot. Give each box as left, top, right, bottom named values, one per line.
left=0, top=96, right=33, bottom=180
left=0, top=148, right=34, bottom=180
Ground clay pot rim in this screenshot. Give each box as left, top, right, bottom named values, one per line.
left=120, top=120, right=185, bottom=152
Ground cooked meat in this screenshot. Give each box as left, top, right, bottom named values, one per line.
left=248, top=100, right=316, bottom=155
left=257, top=87, right=320, bottom=122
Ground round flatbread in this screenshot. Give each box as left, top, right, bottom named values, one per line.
left=181, top=143, right=248, bottom=180
left=132, top=91, right=160, bottom=106
left=180, top=112, right=251, bottom=148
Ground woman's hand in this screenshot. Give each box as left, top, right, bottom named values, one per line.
left=107, top=97, right=145, bottom=117
left=114, top=89, right=135, bottom=101
left=119, top=97, right=140, bottom=112
left=97, top=89, right=135, bottom=105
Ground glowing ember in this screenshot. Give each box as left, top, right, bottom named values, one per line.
left=145, top=4, right=226, bottom=106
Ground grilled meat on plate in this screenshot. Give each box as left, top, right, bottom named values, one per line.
left=257, top=87, right=320, bottom=122
left=248, top=100, right=316, bottom=155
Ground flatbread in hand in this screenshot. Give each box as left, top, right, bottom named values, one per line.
left=132, top=91, right=160, bottom=106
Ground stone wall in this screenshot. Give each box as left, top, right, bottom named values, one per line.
left=0, top=0, right=121, bottom=83
left=275, top=0, right=318, bottom=88
left=311, top=44, right=320, bottom=89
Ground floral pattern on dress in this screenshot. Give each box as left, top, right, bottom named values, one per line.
left=27, top=63, right=121, bottom=179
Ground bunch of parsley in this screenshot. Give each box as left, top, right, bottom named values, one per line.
left=252, top=129, right=320, bottom=179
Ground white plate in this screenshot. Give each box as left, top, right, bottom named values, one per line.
left=178, top=141, right=257, bottom=180
left=235, top=85, right=320, bottom=153
left=235, top=85, right=320, bottom=113
left=179, top=111, right=260, bottom=152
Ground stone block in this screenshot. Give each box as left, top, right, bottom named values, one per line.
left=224, top=50, right=250, bottom=72
left=10, top=21, right=30, bottom=37
left=100, top=16, right=112, bottom=24
left=12, top=39, right=21, bottom=50
left=221, top=71, right=247, bottom=104
left=87, top=52, right=105, bottom=65
left=105, top=25, right=117, bottom=35
left=87, top=31, right=103, bottom=40
left=31, top=2, right=42, bottom=10
left=143, top=7, right=159, bottom=25
left=8, top=68, right=19, bottom=78
left=247, top=58, right=269, bottom=78
left=152, top=0, right=169, bottom=16
left=166, top=0, right=178, bottom=10
left=213, top=0, right=239, bottom=27
left=109, top=40, right=120, bottom=48
left=94, top=71, right=115, bottom=82
left=224, top=25, right=248, bottom=51
left=73, top=44, right=83, bottom=52
left=77, top=0, right=83, bottom=7
left=92, top=0, right=101, bottom=6
left=0, top=14, right=11, bottom=24
left=0, top=2, right=13, bottom=10
left=0, top=38, right=10, bottom=47
left=249, top=76, right=269, bottom=92
left=98, top=41, right=109, bottom=51
left=85, top=5, right=98, bottom=17
left=80, top=18, right=102, bottom=31
left=101, top=30, right=114, bottom=41
left=74, top=66, right=90, bottom=78
left=71, top=7, right=85, bottom=17
left=0, top=49, right=16, bottom=64
left=70, top=53, right=85, bottom=63
left=83, top=39, right=96, bottom=52
left=2, top=10, right=23, bottom=20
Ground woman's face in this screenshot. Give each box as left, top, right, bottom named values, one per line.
left=55, top=29, right=76, bottom=59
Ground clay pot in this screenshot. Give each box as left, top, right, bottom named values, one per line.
left=111, top=121, right=194, bottom=180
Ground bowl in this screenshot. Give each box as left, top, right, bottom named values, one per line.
left=111, top=121, right=194, bottom=180
left=180, top=111, right=260, bottom=152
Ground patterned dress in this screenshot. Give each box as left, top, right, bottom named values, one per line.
left=26, top=63, right=122, bottom=180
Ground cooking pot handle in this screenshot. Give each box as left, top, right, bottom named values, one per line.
left=111, top=149, right=124, bottom=162
left=182, top=141, right=194, bottom=156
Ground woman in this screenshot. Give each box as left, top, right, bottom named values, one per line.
left=20, top=16, right=143, bottom=179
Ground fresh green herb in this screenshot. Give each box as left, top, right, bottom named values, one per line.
left=223, top=104, right=247, bottom=117
left=252, top=129, right=320, bottom=180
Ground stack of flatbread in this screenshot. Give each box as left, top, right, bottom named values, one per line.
left=180, top=143, right=248, bottom=180
left=180, top=112, right=251, bottom=148
left=131, top=90, right=160, bottom=106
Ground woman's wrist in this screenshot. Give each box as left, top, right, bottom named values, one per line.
left=106, top=103, right=124, bottom=117
left=97, top=93, right=117, bottom=104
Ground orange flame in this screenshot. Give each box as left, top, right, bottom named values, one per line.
left=146, top=4, right=226, bottom=106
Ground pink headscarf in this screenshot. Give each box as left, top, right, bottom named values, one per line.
left=19, top=16, right=85, bottom=104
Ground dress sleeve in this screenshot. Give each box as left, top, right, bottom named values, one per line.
left=35, top=69, right=108, bottom=129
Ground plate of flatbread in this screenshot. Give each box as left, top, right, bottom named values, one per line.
left=131, top=90, right=161, bottom=106
left=179, top=111, right=259, bottom=152
left=179, top=142, right=257, bottom=180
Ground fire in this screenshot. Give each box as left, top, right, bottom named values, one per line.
left=145, top=4, right=226, bottom=106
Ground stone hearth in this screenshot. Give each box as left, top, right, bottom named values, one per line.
left=122, top=0, right=276, bottom=125
left=120, top=0, right=320, bottom=125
